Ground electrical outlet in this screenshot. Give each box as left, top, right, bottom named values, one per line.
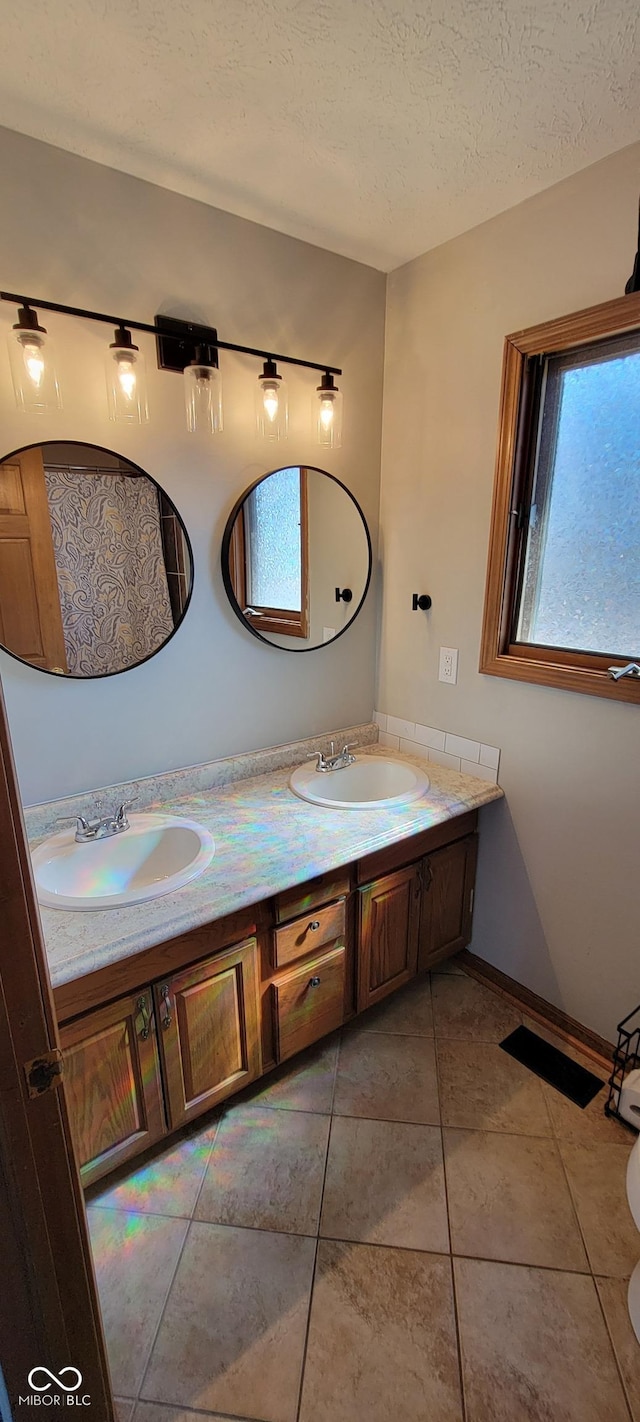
left=439, top=647, right=458, bottom=684
left=322, top=626, right=336, bottom=643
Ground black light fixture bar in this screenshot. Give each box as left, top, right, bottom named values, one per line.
left=0, top=290, right=342, bottom=376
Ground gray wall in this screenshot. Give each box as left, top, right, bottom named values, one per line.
left=378, top=142, right=640, bottom=1042
left=0, top=127, right=385, bottom=804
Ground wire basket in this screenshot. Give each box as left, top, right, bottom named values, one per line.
left=606, top=1002, right=640, bottom=1128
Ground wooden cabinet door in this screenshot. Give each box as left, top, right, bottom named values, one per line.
left=156, top=937, right=262, bottom=1130
left=59, top=989, right=165, bottom=1186
left=357, top=863, right=421, bottom=1012
left=418, top=833, right=478, bottom=970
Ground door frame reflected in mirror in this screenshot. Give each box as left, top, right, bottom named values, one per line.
left=221, top=464, right=372, bottom=653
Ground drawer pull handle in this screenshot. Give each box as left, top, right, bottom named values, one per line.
left=159, top=984, right=172, bottom=1030
left=135, top=995, right=150, bottom=1041
left=309, top=976, right=321, bottom=987
left=309, top=920, right=321, bottom=931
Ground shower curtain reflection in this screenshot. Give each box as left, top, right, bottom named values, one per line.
left=44, top=461, right=174, bottom=676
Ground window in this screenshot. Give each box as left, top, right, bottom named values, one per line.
left=480, top=292, right=640, bottom=702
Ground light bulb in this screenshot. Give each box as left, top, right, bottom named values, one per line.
left=8, top=306, right=62, bottom=412
left=256, top=359, right=288, bottom=439
left=21, top=336, right=45, bottom=387
left=116, top=355, right=137, bottom=400
left=106, top=326, right=148, bottom=423
left=263, top=383, right=279, bottom=422
left=316, top=372, right=343, bottom=448
left=319, top=395, right=334, bottom=430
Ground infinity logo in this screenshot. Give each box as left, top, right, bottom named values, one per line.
left=27, top=1368, right=83, bottom=1393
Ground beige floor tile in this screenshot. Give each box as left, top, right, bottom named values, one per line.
left=436, top=1039, right=551, bottom=1135
left=91, top=1122, right=219, bottom=1219
left=560, top=1141, right=638, bottom=1278
left=141, top=1221, right=315, bottom=1422
left=115, top=1403, right=135, bottom=1422
left=455, top=1257, right=631, bottom=1422
left=355, top=976, right=433, bottom=1036
left=333, top=1029, right=440, bottom=1124
left=544, top=1082, right=629, bottom=1145
left=133, top=1405, right=252, bottom=1420
left=299, top=1240, right=463, bottom=1422
left=596, top=1276, right=640, bottom=1422
left=444, top=1128, right=588, bottom=1270
left=249, top=1037, right=338, bottom=1113
left=432, top=973, right=521, bottom=1041
left=88, top=1207, right=188, bottom=1399
left=320, top=1117, right=449, bottom=1252
left=195, top=1105, right=330, bottom=1234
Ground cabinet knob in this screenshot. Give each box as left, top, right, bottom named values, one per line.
left=308, top=920, right=321, bottom=932
left=309, top=976, right=321, bottom=988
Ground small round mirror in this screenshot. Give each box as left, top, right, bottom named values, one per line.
left=0, top=440, right=193, bottom=678
left=222, top=465, right=371, bottom=650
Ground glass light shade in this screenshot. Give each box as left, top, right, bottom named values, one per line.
left=316, top=378, right=343, bottom=449
left=184, top=358, right=223, bottom=434
left=256, top=368, right=288, bottom=440
left=8, top=323, right=62, bottom=413
left=106, top=333, right=148, bottom=424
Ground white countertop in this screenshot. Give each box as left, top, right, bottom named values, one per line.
left=36, top=746, right=503, bottom=989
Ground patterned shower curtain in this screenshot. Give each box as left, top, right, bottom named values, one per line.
left=44, top=465, right=175, bottom=676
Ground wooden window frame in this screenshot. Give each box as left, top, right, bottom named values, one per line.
left=479, top=291, right=640, bottom=704
left=229, top=466, right=309, bottom=639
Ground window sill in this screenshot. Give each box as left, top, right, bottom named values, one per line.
left=479, top=649, right=640, bottom=704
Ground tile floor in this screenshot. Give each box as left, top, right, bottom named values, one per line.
left=88, top=962, right=640, bottom=1422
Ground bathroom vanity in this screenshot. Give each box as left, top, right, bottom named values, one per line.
left=42, top=750, right=500, bottom=1187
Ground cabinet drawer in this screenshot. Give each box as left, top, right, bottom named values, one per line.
left=273, top=898, right=346, bottom=969
left=275, top=869, right=351, bottom=924
left=274, top=944, right=346, bottom=1062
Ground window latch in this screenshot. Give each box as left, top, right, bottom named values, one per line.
left=608, top=662, right=640, bottom=681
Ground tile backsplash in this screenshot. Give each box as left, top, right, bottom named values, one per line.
left=374, top=711, right=500, bottom=784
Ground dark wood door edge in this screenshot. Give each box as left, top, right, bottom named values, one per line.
left=0, top=678, right=114, bottom=1415
left=459, top=950, right=614, bottom=1068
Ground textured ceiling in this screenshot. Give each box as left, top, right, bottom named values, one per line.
left=1, top=0, right=639, bottom=269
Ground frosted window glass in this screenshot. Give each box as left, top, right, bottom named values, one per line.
left=517, top=345, right=640, bottom=656
left=246, top=466, right=301, bottom=611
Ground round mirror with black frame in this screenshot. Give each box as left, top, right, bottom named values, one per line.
left=0, top=439, right=193, bottom=678
left=222, top=465, right=372, bottom=651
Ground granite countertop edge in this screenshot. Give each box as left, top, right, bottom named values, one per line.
left=37, top=745, right=504, bottom=991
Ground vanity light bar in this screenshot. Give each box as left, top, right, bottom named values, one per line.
left=0, top=291, right=342, bottom=377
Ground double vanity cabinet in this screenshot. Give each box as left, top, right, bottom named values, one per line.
left=54, top=808, right=479, bottom=1186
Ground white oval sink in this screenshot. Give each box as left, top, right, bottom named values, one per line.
left=289, top=756, right=430, bottom=809
left=31, top=812, right=215, bottom=911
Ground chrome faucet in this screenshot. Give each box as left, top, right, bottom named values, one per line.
left=608, top=662, right=640, bottom=681
left=306, top=742, right=357, bottom=773
left=58, top=797, right=137, bottom=842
